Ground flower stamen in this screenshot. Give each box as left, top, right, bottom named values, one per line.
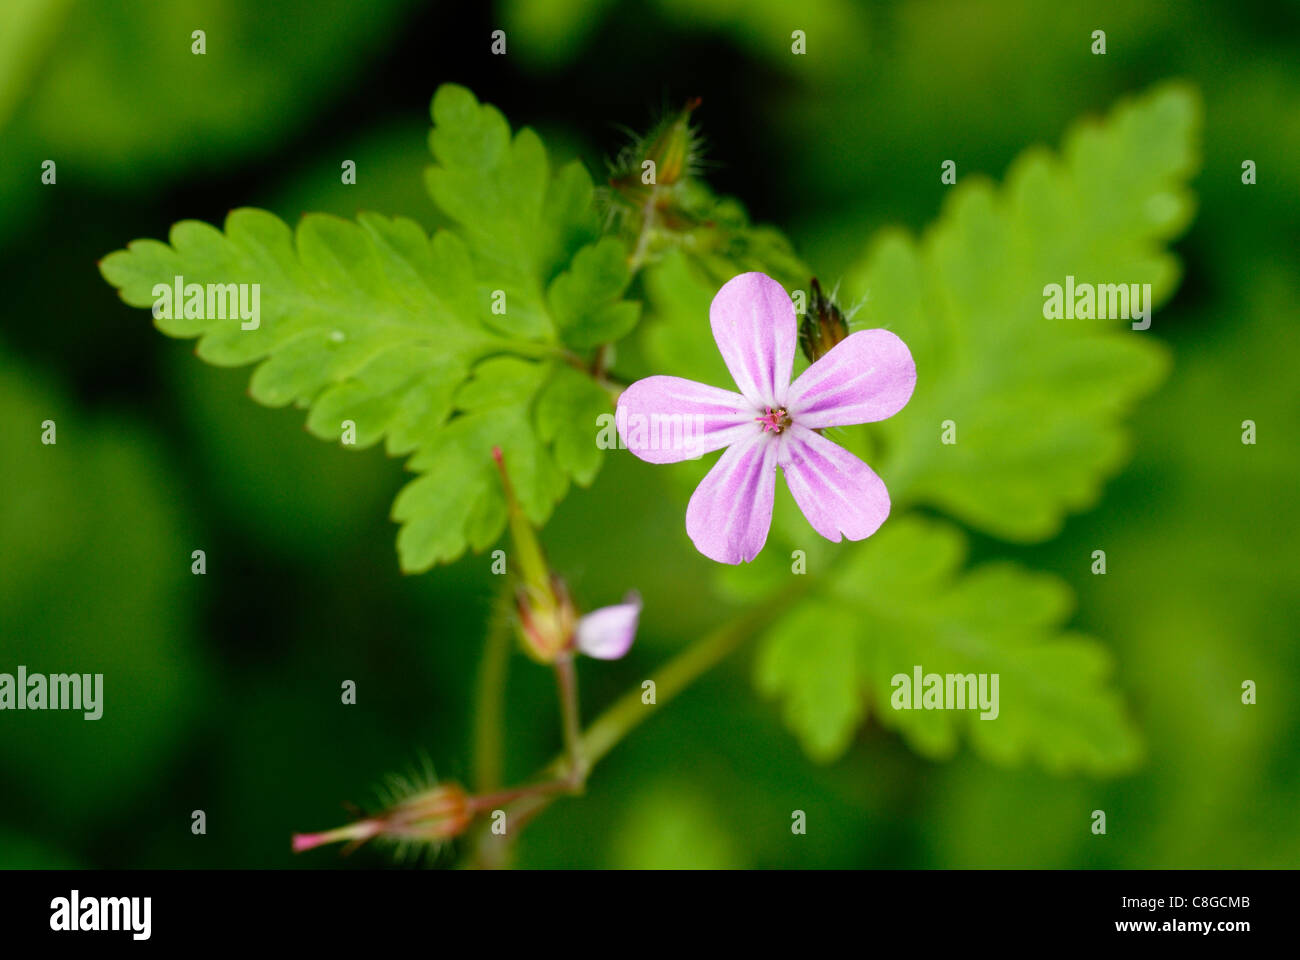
left=756, top=406, right=792, bottom=435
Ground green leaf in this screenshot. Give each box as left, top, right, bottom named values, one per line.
left=754, top=601, right=864, bottom=761
left=394, top=357, right=571, bottom=571
left=424, top=83, right=601, bottom=343
left=756, top=517, right=1143, bottom=774
left=101, top=209, right=500, bottom=446
left=101, top=85, right=636, bottom=572
left=547, top=236, right=641, bottom=350
left=536, top=364, right=612, bottom=486
left=846, top=82, right=1200, bottom=541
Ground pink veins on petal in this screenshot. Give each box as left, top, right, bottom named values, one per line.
left=615, top=272, right=917, bottom=565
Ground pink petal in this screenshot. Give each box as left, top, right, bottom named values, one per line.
left=575, top=593, right=642, bottom=660
left=779, top=425, right=890, bottom=542
left=616, top=376, right=755, bottom=464
left=710, top=272, right=797, bottom=409
left=685, top=431, right=778, bottom=564
left=785, top=329, right=916, bottom=429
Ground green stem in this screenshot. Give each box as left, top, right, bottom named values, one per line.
left=626, top=190, right=658, bottom=275
left=473, top=584, right=514, bottom=793
left=577, top=584, right=801, bottom=769
left=468, top=777, right=572, bottom=812
left=554, top=655, right=587, bottom=785
left=495, top=580, right=810, bottom=841
left=590, top=343, right=611, bottom=380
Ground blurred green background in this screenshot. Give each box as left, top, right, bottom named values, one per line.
left=1, top=0, right=1297, bottom=868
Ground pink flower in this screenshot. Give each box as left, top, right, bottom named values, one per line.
left=616, top=272, right=916, bottom=564
left=574, top=592, right=642, bottom=660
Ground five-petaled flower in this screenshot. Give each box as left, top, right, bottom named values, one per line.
left=615, top=272, right=916, bottom=564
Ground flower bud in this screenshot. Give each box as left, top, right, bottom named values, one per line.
left=798, top=278, right=849, bottom=363
left=491, top=446, right=576, bottom=662
left=516, top=576, right=577, bottom=663
left=492, top=448, right=640, bottom=663
left=644, top=96, right=701, bottom=187
left=609, top=97, right=702, bottom=207
left=292, top=782, right=473, bottom=855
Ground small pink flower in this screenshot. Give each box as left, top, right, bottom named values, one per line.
left=616, top=272, right=916, bottom=564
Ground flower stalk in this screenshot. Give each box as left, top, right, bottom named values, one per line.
left=467, top=575, right=810, bottom=866
left=554, top=654, right=588, bottom=786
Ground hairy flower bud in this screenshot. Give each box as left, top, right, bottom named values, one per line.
left=799, top=278, right=849, bottom=363
left=292, top=782, right=473, bottom=855
left=644, top=96, right=701, bottom=187
left=609, top=97, right=702, bottom=207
